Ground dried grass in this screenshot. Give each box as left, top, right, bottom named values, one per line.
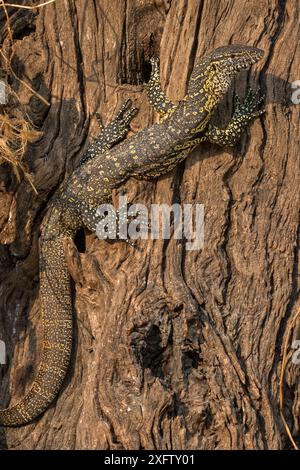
left=5, top=0, right=55, bottom=8
left=0, top=105, right=42, bottom=191
left=0, top=1, right=56, bottom=192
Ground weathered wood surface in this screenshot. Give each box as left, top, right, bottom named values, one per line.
left=0, top=0, right=299, bottom=450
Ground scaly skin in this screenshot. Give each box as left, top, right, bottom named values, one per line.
left=0, top=45, right=264, bottom=426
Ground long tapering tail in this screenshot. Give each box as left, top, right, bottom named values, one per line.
left=0, top=236, right=73, bottom=426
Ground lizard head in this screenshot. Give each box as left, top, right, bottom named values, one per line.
left=187, top=45, right=264, bottom=105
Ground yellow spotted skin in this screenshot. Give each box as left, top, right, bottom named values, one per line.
left=0, top=45, right=264, bottom=426
left=0, top=239, right=73, bottom=426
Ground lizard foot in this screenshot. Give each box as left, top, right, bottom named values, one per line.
left=204, top=87, right=265, bottom=147
left=80, top=99, right=138, bottom=165
left=233, top=87, right=265, bottom=122
left=96, top=206, right=149, bottom=251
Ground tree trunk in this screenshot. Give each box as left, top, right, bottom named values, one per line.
left=0, top=0, right=299, bottom=450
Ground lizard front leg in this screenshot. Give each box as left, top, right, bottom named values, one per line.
left=80, top=99, right=138, bottom=165
left=146, top=57, right=177, bottom=119
left=203, top=88, right=264, bottom=147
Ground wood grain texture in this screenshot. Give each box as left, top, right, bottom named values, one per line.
left=0, top=0, right=299, bottom=449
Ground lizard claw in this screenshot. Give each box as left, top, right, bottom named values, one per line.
left=94, top=111, right=104, bottom=129
left=125, top=238, right=143, bottom=252
left=234, top=94, right=241, bottom=109
left=150, top=56, right=160, bottom=67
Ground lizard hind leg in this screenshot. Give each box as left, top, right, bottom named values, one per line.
left=146, top=57, right=177, bottom=119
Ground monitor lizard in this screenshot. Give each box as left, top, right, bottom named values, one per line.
left=0, top=45, right=264, bottom=426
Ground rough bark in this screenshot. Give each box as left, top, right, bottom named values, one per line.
left=0, top=0, right=299, bottom=450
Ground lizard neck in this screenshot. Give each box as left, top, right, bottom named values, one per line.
left=164, top=91, right=215, bottom=142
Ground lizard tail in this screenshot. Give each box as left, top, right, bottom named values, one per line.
left=0, top=236, right=73, bottom=426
